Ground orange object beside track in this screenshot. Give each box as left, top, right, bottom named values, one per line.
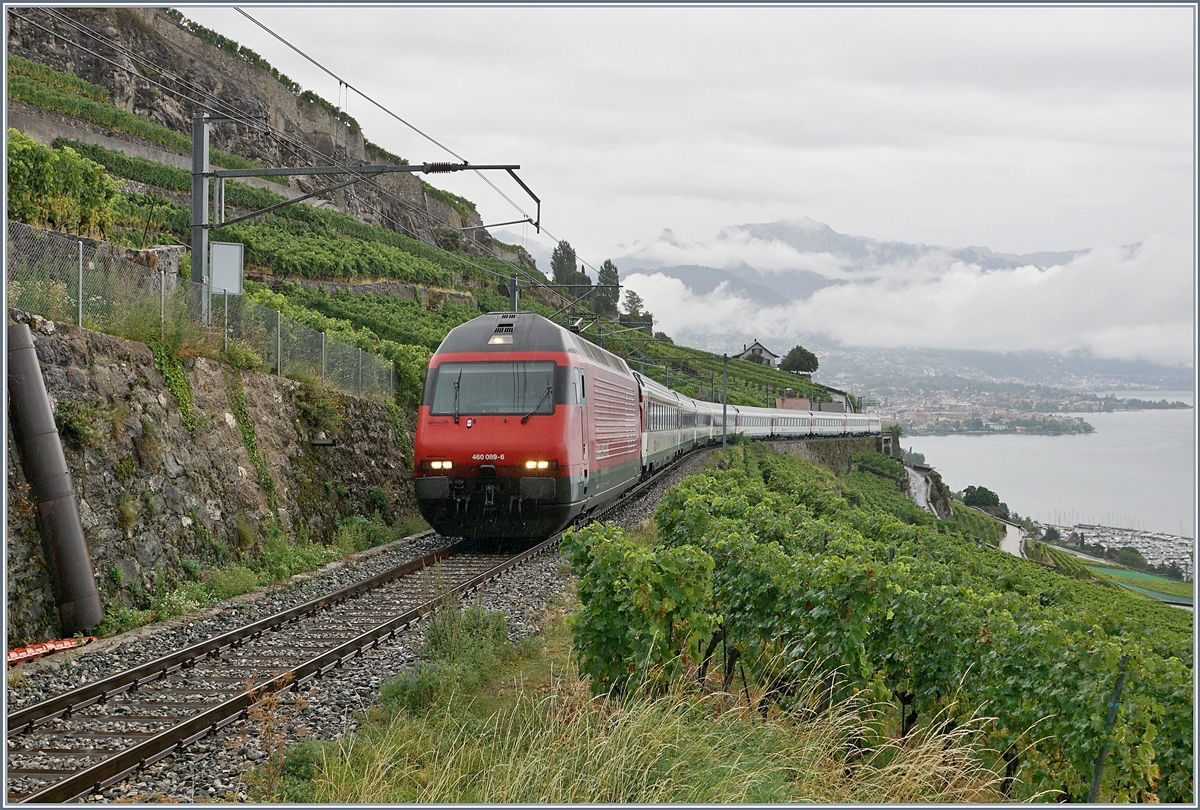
left=7, top=636, right=97, bottom=667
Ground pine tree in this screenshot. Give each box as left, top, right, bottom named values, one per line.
left=550, top=240, right=577, bottom=284
left=597, top=259, right=620, bottom=314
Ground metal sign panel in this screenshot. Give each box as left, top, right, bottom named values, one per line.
left=210, top=241, right=244, bottom=295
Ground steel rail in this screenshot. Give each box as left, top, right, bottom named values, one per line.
left=6, top=531, right=451, bottom=736
left=14, top=534, right=562, bottom=804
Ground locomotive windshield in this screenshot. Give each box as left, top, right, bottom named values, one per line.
left=428, top=361, right=556, bottom=417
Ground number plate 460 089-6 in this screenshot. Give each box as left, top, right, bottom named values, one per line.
left=471, top=453, right=505, bottom=461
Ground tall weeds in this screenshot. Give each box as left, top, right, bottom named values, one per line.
left=300, top=665, right=1000, bottom=803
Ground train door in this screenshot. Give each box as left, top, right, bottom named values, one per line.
left=580, top=370, right=589, bottom=495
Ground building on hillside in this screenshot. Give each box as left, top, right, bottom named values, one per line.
left=734, top=340, right=780, bottom=368
left=776, top=397, right=812, bottom=410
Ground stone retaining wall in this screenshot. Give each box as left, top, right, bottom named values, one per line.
left=5, top=311, right=414, bottom=645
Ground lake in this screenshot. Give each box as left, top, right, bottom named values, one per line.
left=905, top=389, right=1196, bottom=539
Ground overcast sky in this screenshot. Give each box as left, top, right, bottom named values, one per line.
left=183, top=4, right=1196, bottom=366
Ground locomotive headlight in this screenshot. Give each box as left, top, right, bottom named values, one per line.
left=422, top=460, right=453, bottom=470
left=525, top=460, right=557, bottom=470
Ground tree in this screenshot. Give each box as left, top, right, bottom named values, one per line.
left=622, top=289, right=644, bottom=316
left=1115, top=546, right=1148, bottom=569
left=780, top=344, right=819, bottom=373
left=596, top=259, right=620, bottom=314
left=550, top=240, right=577, bottom=284
left=1041, top=526, right=1062, bottom=544
left=961, top=485, right=1001, bottom=509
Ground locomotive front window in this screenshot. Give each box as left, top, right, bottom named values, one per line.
left=429, top=361, right=557, bottom=416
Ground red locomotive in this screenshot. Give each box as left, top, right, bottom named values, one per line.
left=413, top=312, right=641, bottom=539
left=413, top=312, right=881, bottom=540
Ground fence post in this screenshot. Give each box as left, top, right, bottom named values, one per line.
left=223, top=289, right=229, bottom=353
left=77, top=241, right=83, bottom=327
left=722, top=354, right=728, bottom=449
left=276, top=310, right=282, bottom=375
left=159, top=267, right=165, bottom=340
left=357, top=349, right=362, bottom=397
left=1087, top=654, right=1131, bottom=802
left=320, top=332, right=326, bottom=386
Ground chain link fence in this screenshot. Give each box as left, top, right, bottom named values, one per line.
left=6, top=220, right=394, bottom=401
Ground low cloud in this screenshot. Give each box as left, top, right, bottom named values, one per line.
left=625, top=234, right=1193, bottom=366
left=620, top=227, right=853, bottom=277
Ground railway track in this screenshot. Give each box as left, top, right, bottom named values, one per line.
left=5, top=536, right=559, bottom=803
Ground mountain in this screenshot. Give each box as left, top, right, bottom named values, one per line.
left=613, top=216, right=1089, bottom=307
left=732, top=218, right=1088, bottom=273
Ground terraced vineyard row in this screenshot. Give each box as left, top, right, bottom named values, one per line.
left=565, top=444, right=1192, bottom=802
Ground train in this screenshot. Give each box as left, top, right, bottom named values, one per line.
left=413, top=312, right=881, bottom=539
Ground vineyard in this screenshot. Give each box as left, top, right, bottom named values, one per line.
left=565, top=444, right=1192, bottom=802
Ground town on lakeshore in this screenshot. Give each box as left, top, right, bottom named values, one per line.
left=847, top=383, right=1188, bottom=436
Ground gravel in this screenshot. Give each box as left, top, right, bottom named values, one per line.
left=7, top=448, right=718, bottom=803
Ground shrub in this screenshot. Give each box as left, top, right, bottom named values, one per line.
left=380, top=600, right=512, bottom=714
left=369, top=486, right=389, bottom=512
left=54, top=399, right=105, bottom=448
left=96, top=604, right=154, bottom=636
left=117, top=494, right=139, bottom=532
left=154, top=581, right=211, bottom=619
left=255, top=526, right=338, bottom=583
left=6, top=128, right=117, bottom=236
left=334, top=515, right=406, bottom=556
left=296, top=384, right=343, bottom=433
left=236, top=515, right=257, bottom=551
left=206, top=565, right=260, bottom=600
left=223, top=339, right=264, bottom=371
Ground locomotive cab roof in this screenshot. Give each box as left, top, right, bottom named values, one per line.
left=435, top=312, right=631, bottom=374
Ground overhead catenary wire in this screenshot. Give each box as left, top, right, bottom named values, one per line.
left=18, top=8, right=574, bottom=306
left=224, top=10, right=598, bottom=288
left=233, top=7, right=538, bottom=229
left=230, top=8, right=605, bottom=278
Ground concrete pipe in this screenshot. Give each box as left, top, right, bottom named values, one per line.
left=7, top=324, right=104, bottom=635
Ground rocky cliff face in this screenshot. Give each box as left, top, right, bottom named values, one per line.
left=6, top=7, right=493, bottom=254
left=6, top=310, right=412, bottom=646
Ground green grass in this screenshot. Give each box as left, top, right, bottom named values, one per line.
left=1082, top=564, right=1194, bottom=601
left=268, top=596, right=1001, bottom=804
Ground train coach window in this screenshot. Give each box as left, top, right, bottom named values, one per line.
left=429, top=361, right=557, bottom=416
